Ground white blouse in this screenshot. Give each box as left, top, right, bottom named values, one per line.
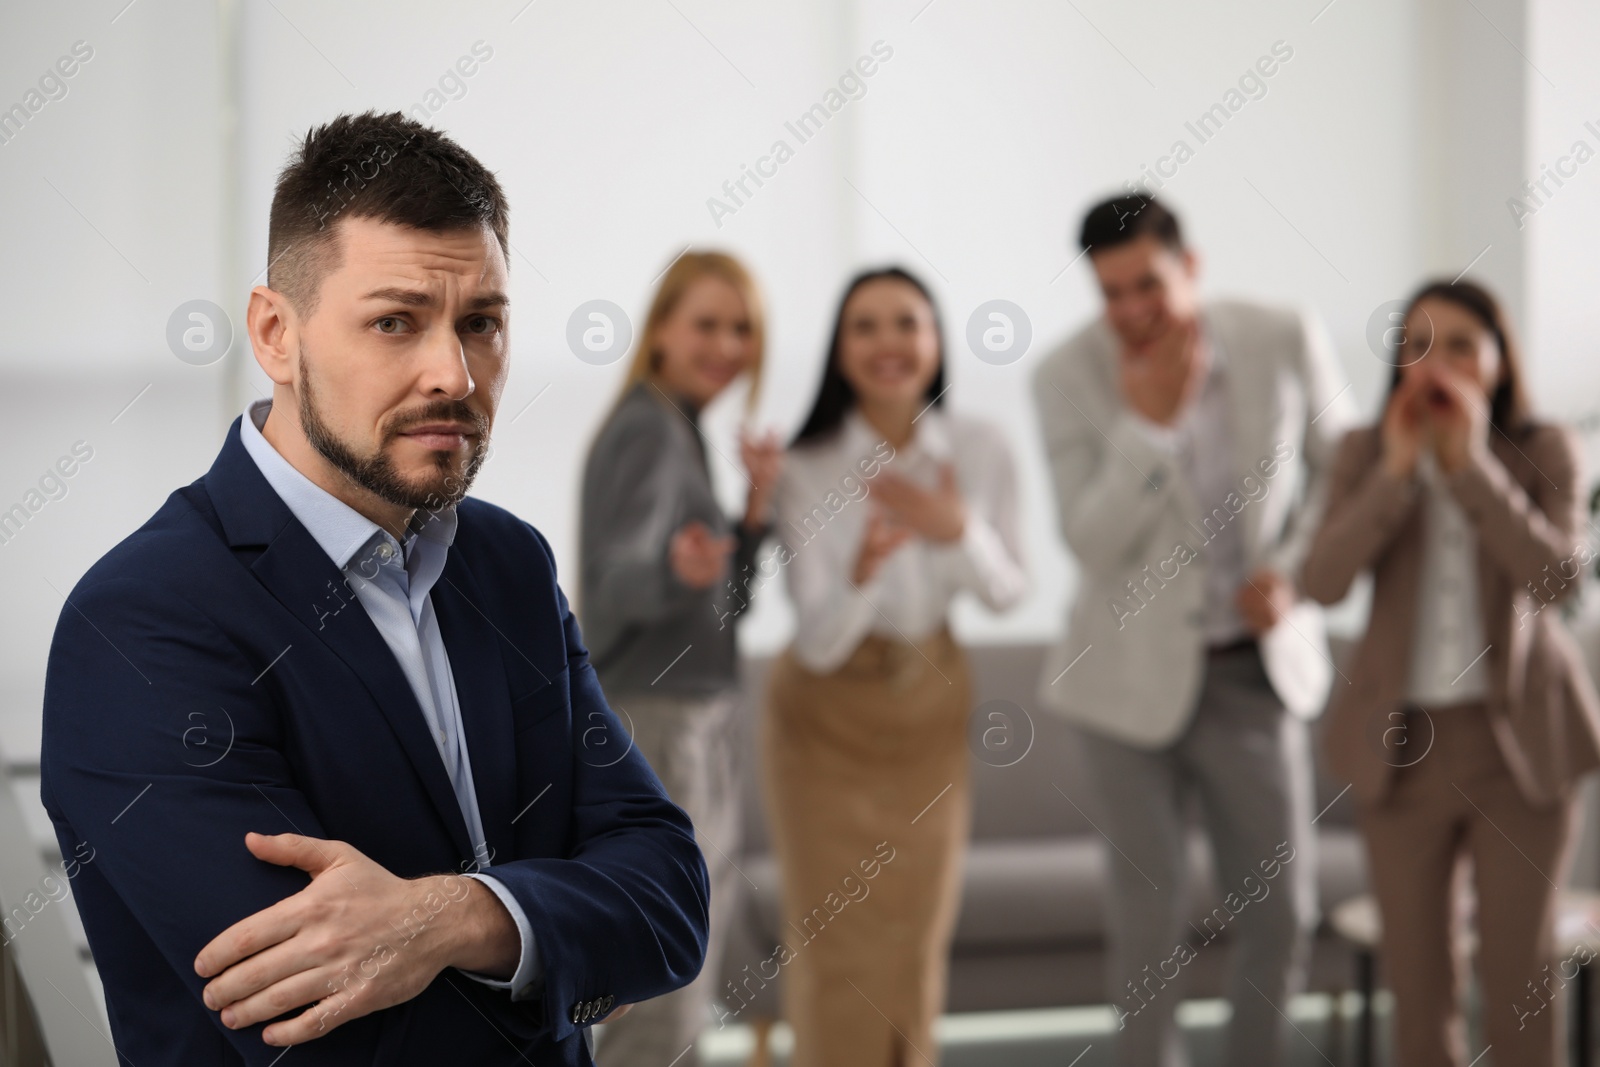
left=1406, top=450, right=1490, bottom=704
left=776, top=406, right=1028, bottom=673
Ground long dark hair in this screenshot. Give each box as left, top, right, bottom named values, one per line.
left=791, top=266, right=947, bottom=447
left=1387, top=279, right=1532, bottom=434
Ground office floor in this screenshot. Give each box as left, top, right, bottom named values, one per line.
left=696, top=993, right=1401, bottom=1067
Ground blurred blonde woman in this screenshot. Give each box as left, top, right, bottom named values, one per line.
left=765, top=267, right=1026, bottom=1066
left=582, top=251, right=781, bottom=1067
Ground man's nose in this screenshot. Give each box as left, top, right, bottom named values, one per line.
left=419, top=326, right=474, bottom=399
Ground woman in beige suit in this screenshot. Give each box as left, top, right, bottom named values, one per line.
left=1301, top=280, right=1600, bottom=1067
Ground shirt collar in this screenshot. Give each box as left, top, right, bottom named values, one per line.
left=841, top=403, right=954, bottom=462
left=238, top=398, right=458, bottom=571
left=1197, top=308, right=1229, bottom=375
left=1417, top=447, right=1445, bottom=489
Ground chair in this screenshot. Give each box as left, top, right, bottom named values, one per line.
left=1331, top=889, right=1600, bottom=1066
left=0, top=759, right=117, bottom=1067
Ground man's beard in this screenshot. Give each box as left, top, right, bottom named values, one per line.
left=297, top=349, right=490, bottom=514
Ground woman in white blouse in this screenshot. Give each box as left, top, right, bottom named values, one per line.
left=761, top=267, right=1026, bottom=1067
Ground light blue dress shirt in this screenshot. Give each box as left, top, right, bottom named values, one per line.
left=239, top=399, right=540, bottom=998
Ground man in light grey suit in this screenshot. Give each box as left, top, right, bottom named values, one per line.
left=1034, top=196, right=1355, bottom=1067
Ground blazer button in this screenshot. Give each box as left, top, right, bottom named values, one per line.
left=602, top=994, right=615, bottom=1012
left=569, top=1004, right=581, bottom=1025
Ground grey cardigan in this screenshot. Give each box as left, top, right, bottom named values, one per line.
left=579, top=381, right=767, bottom=697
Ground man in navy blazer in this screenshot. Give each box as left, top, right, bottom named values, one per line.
left=40, top=111, right=709, bottom=1065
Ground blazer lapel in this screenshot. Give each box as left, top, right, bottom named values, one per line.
left=203, top=420, right=476, bottom=860
left=432, top=555, right=518, bottom=867
left=1204, top=305, right=1265, bottom=559
left=1481, top=436, right=1521, bottom=702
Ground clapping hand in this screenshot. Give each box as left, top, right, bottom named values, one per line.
left=869, top=464, right=966, bottom=544
left=851, top=509, right=913, bottom=585
left=669, top=520, right=734, bottom=590
left=740, top=428, right=783, bottom=528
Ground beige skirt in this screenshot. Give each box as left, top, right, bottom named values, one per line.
left=761, top=629, right=972, bottom=1067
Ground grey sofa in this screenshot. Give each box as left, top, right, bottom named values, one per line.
left=715, top=642, right=1369, bottom=1020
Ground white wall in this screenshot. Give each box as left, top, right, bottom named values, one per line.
left=0, top=0, right=230, bottom=751
left=0, top=0, right=228, bottom=363
left=0, top=0, right=1579, bottom=714
left=234, top=0, right=862, bottom=656
left=845, top=0, right=1426, bottom=646
left=1528, top=0, right=1600, bottom=445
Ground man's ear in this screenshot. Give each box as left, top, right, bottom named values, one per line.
left=1180, top=247, right=1201, bottom=282
left=248, top=286, right=297, bottom=386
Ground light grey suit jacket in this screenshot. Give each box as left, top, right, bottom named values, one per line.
left=1033, top=298, right=1356, bottom=747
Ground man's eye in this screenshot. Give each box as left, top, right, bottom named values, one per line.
left=464, top=316, right=499, bottom=335
left=375, top=317, right=407, bottom=334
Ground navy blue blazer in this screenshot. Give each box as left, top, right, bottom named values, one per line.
left=39, top=418, right=709, bottom=1065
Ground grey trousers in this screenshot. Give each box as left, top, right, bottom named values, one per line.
left=593, top=691, right=742, bottom=1067
left=1073, top=645, right=1319, bottom=1067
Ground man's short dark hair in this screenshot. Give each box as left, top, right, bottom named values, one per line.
left=1078, top=195, right=1183, bottom=255
left=267, top=110, right=510, bottom=316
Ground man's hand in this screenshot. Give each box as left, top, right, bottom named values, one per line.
left=195, top=832, right=519, bottom=1047
left=1235, top=567, right=1296, bottom=635
left=1118, top=316, right=1208, bottom=427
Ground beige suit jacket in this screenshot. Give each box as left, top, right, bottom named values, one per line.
left=1301, top=423, right=1600, bottom=805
